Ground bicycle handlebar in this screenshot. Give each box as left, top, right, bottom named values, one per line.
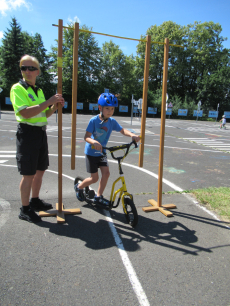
left=92, top=140, right=139, bottom=160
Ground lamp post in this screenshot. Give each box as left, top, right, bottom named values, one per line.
left=216, top=103, right=219, bottom=123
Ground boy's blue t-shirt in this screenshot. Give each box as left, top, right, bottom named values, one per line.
left=84, top=115, right=123, bottom=156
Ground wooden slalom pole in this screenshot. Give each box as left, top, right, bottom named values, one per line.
left=39, top=19, right=81, bottom=222
left=57, top=18, right=63, bottom=214
left=139, top=35, right=151, bottom=168
left=71, top=22, right=79, bottom=170
left=142, top=38, right=177, bottom=216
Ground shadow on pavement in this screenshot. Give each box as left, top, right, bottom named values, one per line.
left=36, top=203, right=229, bottom=256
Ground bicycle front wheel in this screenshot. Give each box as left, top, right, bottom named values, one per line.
left=123, top=197, right=138, bottom=228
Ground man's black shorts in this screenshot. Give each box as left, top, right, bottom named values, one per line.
left=85, top=154, right=108, bottom=173
left=16, top=123, right=49, bottom=175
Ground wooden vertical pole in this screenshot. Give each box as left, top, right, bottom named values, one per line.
left=40, top=19, right=81, bottom=222
left=71, top=22, right=79, bottom=170
left=142, top=38, right=176, bottom=216
left=57, top=19, right=63, bottom=212
left=139, top=35, right=151, bottom=168
left=157, top=38, right=169, bottom=207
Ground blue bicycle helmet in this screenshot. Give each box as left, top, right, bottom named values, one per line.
left=98, top=93, right=118, bottom=107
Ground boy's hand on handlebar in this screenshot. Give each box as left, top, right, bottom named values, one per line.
left=92, top=142, right=102, bottom=152
left=132, top=135, right=141, bottom=143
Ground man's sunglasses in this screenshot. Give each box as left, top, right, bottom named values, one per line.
left=20, top=66, right=38, bottom=71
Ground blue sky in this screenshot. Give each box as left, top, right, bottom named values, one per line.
left=0, top=0, right=230, bottom=56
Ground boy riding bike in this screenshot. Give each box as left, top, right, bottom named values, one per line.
left=74, top=93, right=140, bottom=208
left=220, top=115, right=226, bottom=129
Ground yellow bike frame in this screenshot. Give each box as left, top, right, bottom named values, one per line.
left=109, top=175, right=133, bottom=213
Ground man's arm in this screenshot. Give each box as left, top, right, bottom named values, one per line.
left=19, top=94, right=64, bottom=119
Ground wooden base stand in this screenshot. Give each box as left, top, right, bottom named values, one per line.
left=39, top=203, right=81, bottom=223
left=142, top=199, right=177, bottom=217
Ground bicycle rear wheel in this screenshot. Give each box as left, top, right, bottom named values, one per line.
left=123, top=197, right=138, bottom=228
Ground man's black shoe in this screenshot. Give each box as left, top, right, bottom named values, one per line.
left=29, top=198, right=53, bottom=211
left=19, top=207, right=42, bottom=223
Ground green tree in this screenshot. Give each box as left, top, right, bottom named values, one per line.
left=78, top=26, right=101, bottom=102
left=49, top=23, right=101, bottom=109
left=0, top=17, right=25, bottom=94
left=22, top=31, right=56, bottom=98
left=0, top=17, right=55, bottom=101
left=187, top=22, right=230, bottom=110
left=119, top=54, right=140, bottom=105
left=99, top=41, right=126, bottom=94
left=136, top=20, right=230, bottom=114
left=136, top=21, right=187, bottom=106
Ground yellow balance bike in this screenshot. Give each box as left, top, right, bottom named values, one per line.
left=74, top=140, right=139, bottom=228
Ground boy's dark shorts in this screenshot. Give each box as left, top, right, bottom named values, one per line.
left=16, top=123, right=49, bottom=176
left=86, top=154, right=108, bottom=173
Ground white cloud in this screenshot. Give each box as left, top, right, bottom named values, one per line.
left=0, top=31, right=4, bottom=40
left=0, top=0, right=32, bottom=16
left=67, top=16, right=81, bottom=25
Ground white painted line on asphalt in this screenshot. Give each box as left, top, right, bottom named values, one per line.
left=0, top=198, right=11, bottom=229
left=0, top=128, right=17, bottom=132
left=122, top=162, right=184, bottom=192
left=46, top=167, right=150, bottom=306
left=141, top=145, right=226, bottom=153
left=202, top=143, right=224, bottom=145
left=0, top=155, right=15, bottom=158
left=0, top=160, right=8, bottom=163
left=196, top=140, right=222, bottom=142
left=105, top=210, right=150, bottom=306
left=188, top=140, right=220, bottom=142
left=210, top=144, right=230, bottom=148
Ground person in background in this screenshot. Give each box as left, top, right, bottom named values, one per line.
left=220, top=115, right=226, bottom=129
left=10, top=54, right=64, bottom=223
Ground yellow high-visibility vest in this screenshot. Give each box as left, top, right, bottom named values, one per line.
left=10, top=81, right=49, bottom=126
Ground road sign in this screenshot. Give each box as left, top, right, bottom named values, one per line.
left=224, top=111, right=230, bottom=119
left=193, top=110, right=203, bottom=117
left=104, top=88, right=109, bottom=93
left=0, top=88, right=3, bottom=93
left=168, top=102, right=173, bottom=108
left=5, top=97, right=12, bottom=105
left=148, top=107, right=157, bottom=114
left=166, top=109, right=172, bottom=115
left=208, top=111, right=218, bottom=118
left=178, top=109, right=188, bottom=116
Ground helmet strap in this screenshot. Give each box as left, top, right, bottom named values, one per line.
left=99, top=107, right=108, bottom=124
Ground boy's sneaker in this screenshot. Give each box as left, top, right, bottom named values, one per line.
left=19, top=207, right=42, bottom=223
left=93, top=195, right=110, bottom=209
left=29, top=198, right=53, bottom=211
left=74, top=183, right=85, bottom=202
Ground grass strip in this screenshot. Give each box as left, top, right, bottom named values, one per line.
left=190, top=187, right=230, bottom=224
left=137, top=187, right=230, bottom=224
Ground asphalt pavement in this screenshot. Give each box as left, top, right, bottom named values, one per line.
left=0, top=111, right=230, bottom=306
